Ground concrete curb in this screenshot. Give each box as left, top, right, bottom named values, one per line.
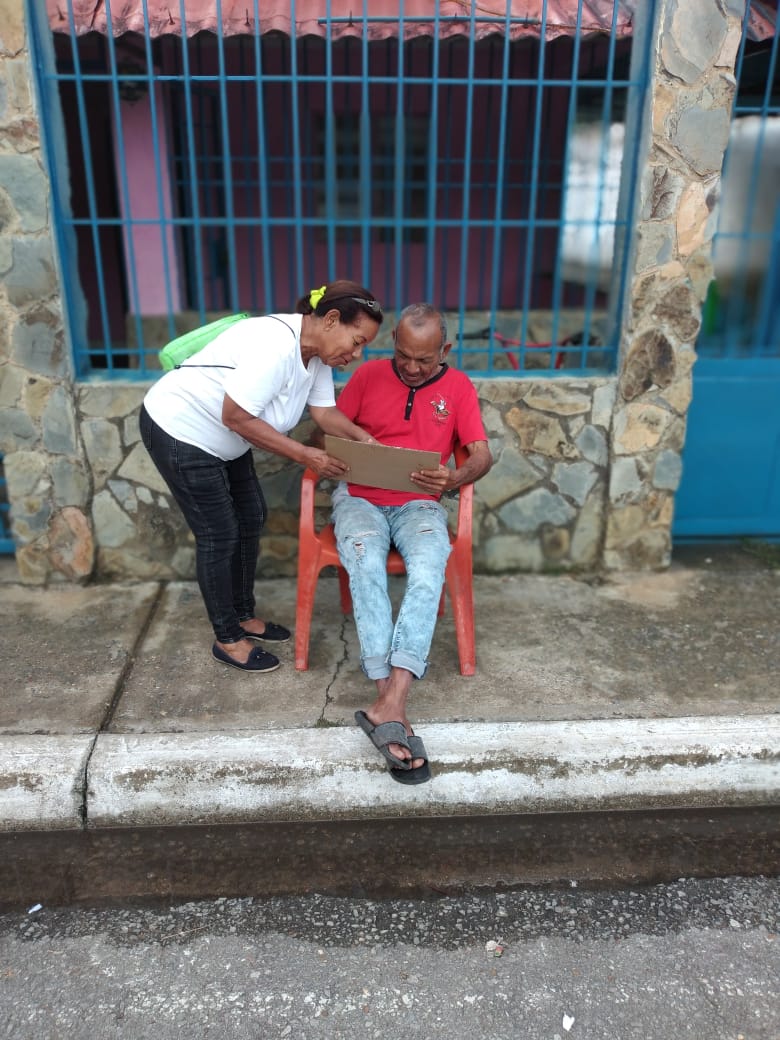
left=0, top=735, right=91, bottom=831
left=3, top=715, right=775, bottom=832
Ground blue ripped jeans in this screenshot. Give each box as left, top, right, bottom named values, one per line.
left=331, top=483, right=452, bottom=680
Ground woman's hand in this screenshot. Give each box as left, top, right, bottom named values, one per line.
left=305, top=447, right=350, bottom=479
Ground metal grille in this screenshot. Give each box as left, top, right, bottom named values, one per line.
left=31, top=1, right=653, bottom=378
left=701, top=5, right=780, bottom=359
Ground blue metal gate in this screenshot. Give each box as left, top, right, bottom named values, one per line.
left=674, top=2, right=780, bottom=540
left=30, top=0, right=653, bottom=380
left=0, top=456, right=13, bottom=555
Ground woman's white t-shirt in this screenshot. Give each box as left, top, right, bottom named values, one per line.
left=143, top=314, right=336, bottom=460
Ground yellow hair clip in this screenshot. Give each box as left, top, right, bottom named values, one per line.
left=309, top=285, right=327, bottom=309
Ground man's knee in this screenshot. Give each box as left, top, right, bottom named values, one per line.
left=403, top=527, right=451, bottom=569
left=339, top=527, right=386, bottom=567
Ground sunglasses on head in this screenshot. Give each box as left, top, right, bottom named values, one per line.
left=350, top=297, right=382, bottom=315
left=319, top=293, right=383, bottom=317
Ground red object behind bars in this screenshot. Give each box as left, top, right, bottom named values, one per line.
left=492, top=331, right=566, bottom=370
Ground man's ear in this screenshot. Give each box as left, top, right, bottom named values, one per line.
left=441, top=341, right=453, bottom=359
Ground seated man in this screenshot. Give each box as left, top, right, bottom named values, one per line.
left=332, top=302, right=492, bottom=784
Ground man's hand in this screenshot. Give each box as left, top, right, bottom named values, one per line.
left=409, top=464, right=452, bottom=496
left=305, top=447, right=351, bottom=480
left=410, top=441, right=492, bottom=496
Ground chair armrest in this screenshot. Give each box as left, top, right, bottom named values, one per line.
left=451, top=443, right=473, bottom=542
left=453, top=480, right=473, bottom=541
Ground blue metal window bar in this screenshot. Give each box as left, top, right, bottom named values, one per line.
left=32, top=0, right=653, bottom=379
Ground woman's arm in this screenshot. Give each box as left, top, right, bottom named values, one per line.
left=221, top=395, right=349, bottom=478
left=309, top=405, right=375, bottom=443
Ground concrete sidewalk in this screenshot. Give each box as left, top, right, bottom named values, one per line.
left=1, top=543, right=778, bottom=839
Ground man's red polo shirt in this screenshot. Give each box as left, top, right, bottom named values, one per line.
left=335, top=358, right=487, bottom=506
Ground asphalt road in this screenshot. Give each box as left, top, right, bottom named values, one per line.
left=1, top=876, right=778, bottom=1039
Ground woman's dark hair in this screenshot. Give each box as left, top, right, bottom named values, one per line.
left=296, top=279, right=383, bottom=327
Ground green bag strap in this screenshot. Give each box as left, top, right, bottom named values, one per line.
left=174, top=315, right=296, bottom=371
left=158, top=312, right=249, bottom=372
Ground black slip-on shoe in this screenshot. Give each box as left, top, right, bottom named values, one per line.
left=212, top=643, right=280, bottom=672
left=240, top=621, right=291, bottom=643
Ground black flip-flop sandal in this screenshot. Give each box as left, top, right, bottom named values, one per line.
left=354, top=710, right=413, bottom=770
left=390, top=733, right=431, bottom=785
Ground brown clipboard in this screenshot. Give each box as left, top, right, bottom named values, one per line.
left=324, top=435, right=440, bottom=493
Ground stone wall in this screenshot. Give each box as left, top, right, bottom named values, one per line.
left=71, top=377, right=614, bottom=582
left=0, top=0, right=96, bottom=583
left=603, top=0, right=744, bottom=569
left=0, top=0, right=748, bottom=583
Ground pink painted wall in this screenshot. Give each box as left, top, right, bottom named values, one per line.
left=113, top=85, right=182, bottom=315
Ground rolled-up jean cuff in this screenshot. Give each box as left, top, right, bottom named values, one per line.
left=389, top=649, right=427, bottom=680
left=361, top=654, right=391, bottom=681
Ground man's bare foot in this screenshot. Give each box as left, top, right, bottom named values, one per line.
left=363, top=668, right=424, bottom=769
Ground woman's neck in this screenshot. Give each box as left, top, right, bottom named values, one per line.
left=299, top=313, right=318, bottom=366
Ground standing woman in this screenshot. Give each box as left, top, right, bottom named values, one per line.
left=139, top=280, right=383, bottom=672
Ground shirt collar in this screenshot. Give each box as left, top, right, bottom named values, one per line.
left=390, top=359, right=449, bottom=389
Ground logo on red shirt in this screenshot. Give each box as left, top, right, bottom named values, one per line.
left=430, top=396, right=450, bottom=423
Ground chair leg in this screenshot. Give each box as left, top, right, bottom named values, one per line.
left=446, top=555, right=476, bottom=676
left=295, top=551, right=323, bottom=671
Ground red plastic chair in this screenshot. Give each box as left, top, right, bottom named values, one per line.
left=294, top=444, right=476, bottom=675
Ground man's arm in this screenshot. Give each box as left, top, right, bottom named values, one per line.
left=410, top=439, right=492, bottom=497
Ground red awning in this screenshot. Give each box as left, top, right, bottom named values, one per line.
left=46, top=0, right=640, bottom=40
